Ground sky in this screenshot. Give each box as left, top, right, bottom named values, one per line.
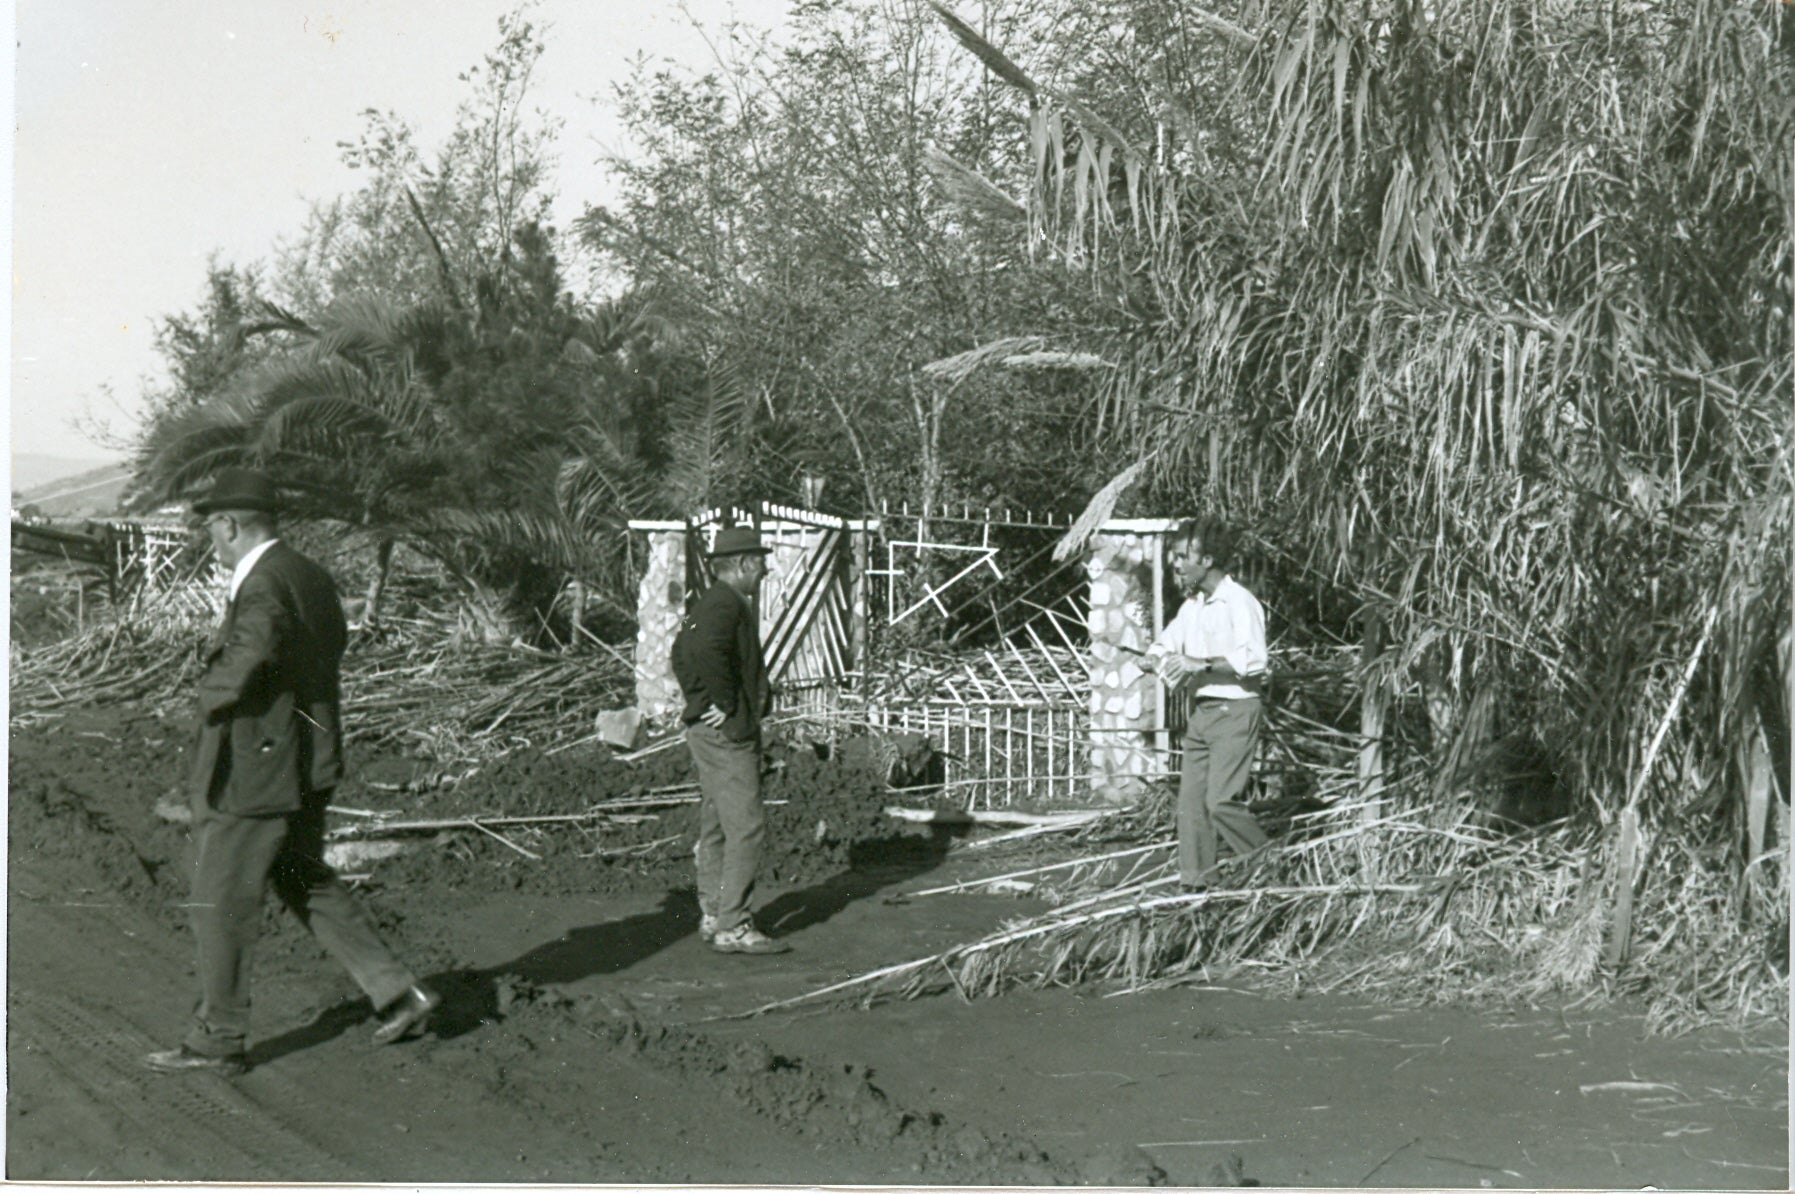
left=8, top=0, right=794, bottom=465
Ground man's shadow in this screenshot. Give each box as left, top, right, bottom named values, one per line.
left=754, top=826, right=959, bottom=937
left=248, top=825, right=958, bottom=1065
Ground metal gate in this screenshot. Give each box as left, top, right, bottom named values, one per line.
left=685, top=504, right=857, bottom=708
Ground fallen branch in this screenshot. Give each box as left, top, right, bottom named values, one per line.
left=468, top=820, right=542, bottom=861
left=726, top=880, right=1427, bottom=1019
left=581, top=834, right=682, bottom=859
left=960, top=820, right=1104, bottom=851
left=884, top=805, right=1117, bottom=827
left=326, top=808, right=666, bottom=839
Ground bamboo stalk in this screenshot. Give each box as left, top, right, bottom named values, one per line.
left=1607, top=603, right=1720, bottom=968
left=468, top=820, right=542, bottom=860
left=903, top=842, right=1173, bottom=897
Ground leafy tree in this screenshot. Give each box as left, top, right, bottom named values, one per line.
left=584, top=0, right=1109, bottom=526
left=274, top=7, right=561, bottom=314
left=136, top=210, right=744, bottom=641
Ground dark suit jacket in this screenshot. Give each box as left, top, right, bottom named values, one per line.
left=672, top=581, right=770, bottom=742
left=189, top=541, right=348, bottom=816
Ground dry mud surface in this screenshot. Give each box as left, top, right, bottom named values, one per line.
left=7, top=703, right=1789, bottom=1187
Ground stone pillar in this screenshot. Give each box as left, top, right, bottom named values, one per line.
left=634, top=528, right=687, bottom=723
left=1085, top=527, right=1167, bottom=802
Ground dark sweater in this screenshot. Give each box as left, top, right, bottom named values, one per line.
left=673, top=581, right=770, bottom=741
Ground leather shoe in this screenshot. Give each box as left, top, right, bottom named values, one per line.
left=143, top=1046, right=249, bottom=1076
left=373, top=985, right=440, bottom=1045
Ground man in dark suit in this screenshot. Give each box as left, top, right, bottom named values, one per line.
left=672, top=526, right=790, bottom=955
left=144, top=468, right=438, bottom=1076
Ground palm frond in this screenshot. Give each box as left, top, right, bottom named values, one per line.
left=924, top=147, right=1028, bottom=222
left=922, top=336, right=1044, bottom=382
left=926, top=2, right=1037, bottom=97
left=1053, top=455, right=1153, bottom=562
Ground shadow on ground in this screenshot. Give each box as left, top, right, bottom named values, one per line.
left=254, top=826, right=961, bottom=1056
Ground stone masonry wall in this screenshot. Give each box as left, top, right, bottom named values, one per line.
left=1084, top=530, right=1167, bottom=802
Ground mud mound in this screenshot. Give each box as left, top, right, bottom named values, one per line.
left=492, top=989, right=1164, bottom=1186
left=365, top=735, right=941, bottom=900
left=426, top=741, right=698, bottom=815
left=761, top=738, right=934, bottom=886
left=8, top=709, right=193, bottom=921
left=10, top=703, right=946, bottom=934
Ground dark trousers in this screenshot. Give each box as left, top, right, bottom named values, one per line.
left=184, top=792, right=416, bottom=1056
left=1178, top=697, right=1269, bottom=884
left=685, top=724, right=767, bottom=934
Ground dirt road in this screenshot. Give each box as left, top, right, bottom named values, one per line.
left=7, top=707, right=1788, bottom=1186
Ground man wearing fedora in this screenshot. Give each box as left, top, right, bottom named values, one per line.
left=671, top=525, right=791, bottom=954
left=144, top=467, right=439, bottom=1076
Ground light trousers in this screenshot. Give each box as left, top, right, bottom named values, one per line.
left=1178, top=697, right=1269, bottom=885
left=685, top=724, right=767, bottom=934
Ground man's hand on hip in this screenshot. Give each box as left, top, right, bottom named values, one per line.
left=700, top=704, right=727, bottom=729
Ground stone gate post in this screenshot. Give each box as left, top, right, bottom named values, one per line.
left=632, top=523, right=688, bottom=723
left=1085, top=520, right=1177, bottom=802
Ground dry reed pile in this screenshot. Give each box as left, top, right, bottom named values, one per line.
left=10, top=599, right=217, bottom=725
left=337, top=610, right=637, bottom=774
left=10, top=598, right=638, bottom=783
left=751, top=740, right=1787, bottom=1036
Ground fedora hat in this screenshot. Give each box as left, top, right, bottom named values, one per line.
left=708, top=526, right=772, bottom=557
left=192, top=467, right=280, bottom=516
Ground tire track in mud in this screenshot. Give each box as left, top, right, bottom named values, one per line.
left=9, top=989, right=354, bottom=1181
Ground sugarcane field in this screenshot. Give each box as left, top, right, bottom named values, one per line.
left=8, top=0, right=1792, bottom=1189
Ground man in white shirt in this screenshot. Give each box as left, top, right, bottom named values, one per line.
left=1142, top=517, right=1270, bottom=888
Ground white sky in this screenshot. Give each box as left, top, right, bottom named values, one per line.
left=8, top=0, right=792, bottom=462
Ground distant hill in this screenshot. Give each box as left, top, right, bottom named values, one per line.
left=11, top=453, right=122, bottom=494
left=14, top=462, right=137, bottom=520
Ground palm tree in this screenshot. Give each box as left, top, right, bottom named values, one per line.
left=135, top=266, right=760, bottom=642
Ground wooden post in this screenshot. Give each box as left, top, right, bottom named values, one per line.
left=363, top=537, right=395, bottom=628
left=566, top=578, right=586, bottom=654
left=1606, top=805, right=1641, bottom=970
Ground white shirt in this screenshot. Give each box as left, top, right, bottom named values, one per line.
left=1147, top=575, right=1267, bottom=700
left=228, top=538, right=280, bottom=602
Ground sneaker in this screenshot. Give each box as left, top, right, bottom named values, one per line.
left=143, top=1046, right=249, bottom=1077
left=698, top=912, right=720, bottom=940
left=710, top=924, right=791, bottom=955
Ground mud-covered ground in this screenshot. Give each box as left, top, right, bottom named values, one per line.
left=7, top=700, right=1789, bottom=1187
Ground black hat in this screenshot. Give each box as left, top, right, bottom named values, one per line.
left=708, top=526, right=772, bottom=557
left=192, top=468, right=280, bottom=515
